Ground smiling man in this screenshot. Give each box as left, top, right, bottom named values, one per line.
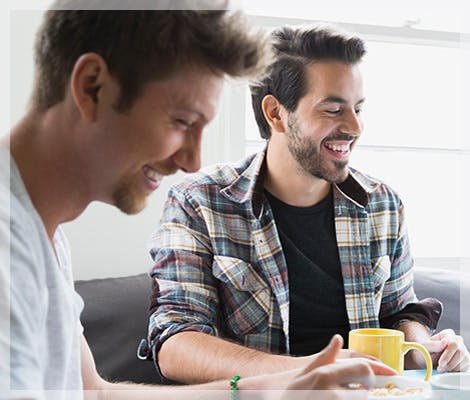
left=0, top=2, right=401, bottom=399
left=147, top=24, right=470, bottom=384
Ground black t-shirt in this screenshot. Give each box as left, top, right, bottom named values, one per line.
left=265, top=189, right=350, bottom=356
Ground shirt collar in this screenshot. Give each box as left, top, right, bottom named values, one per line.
left=335, top=168, right=380, bottom=208
left=221, top=149, right=380, bottom=212
left=220, top=149, right=267, bottom=216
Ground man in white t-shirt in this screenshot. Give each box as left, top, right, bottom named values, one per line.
left=0, top=1, right=396, bottom=399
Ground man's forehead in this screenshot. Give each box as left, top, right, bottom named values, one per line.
left=143, top=69, right=222, bottom=109
left=305, top=61, right=362, bottom=81
left=165, top=89, right=221, bottom=124
left=304, top=62, right=363, bottom=97
left=318, top=96, right=366, bottom=105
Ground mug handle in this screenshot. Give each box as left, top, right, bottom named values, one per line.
left=402, top=341, right=433, bottom=381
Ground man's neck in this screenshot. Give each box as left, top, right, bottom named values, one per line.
left=7, top=111, right=90, bottom=240
left=264, top=141, right=331, bottom=208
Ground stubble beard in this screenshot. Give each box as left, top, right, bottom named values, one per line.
left=112, top=177, right=147, bottom=215
left=286, top=115, right=349, bottom=184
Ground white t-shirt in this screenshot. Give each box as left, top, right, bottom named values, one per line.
left=0, top=144, right=84, bottom=400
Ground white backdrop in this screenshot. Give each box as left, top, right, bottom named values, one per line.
left=4, top=2, right=470, bottom=279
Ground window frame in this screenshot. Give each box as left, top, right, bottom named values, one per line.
left=217, top=15, right=469, bottom=269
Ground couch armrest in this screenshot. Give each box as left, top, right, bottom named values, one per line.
left=413, top=266, right=469, bottom=344
left=75, top=273, right=162, bottom=384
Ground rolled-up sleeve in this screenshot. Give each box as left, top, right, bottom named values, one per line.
left=147, top=186, right=220, bottom=370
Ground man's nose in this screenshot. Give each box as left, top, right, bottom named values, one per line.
left=173, top=128, right=203, bottom=173
left=340, top=109, right=363, bottom=136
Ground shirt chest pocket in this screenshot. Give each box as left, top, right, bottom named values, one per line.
left=212, top=255, right=270, bottom=335
left=372, top=255, right=391, bottom=294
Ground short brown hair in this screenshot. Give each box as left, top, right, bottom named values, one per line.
left=250, top=25, right=366, bottom=139
left=33, top=1, right=270, bottom=111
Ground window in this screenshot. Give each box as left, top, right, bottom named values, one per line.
left=240, top=14, right=470, bottom=268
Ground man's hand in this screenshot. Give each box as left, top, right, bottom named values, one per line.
left=286, top=339, right=382, bottom=373
left=272, top=334, right=396, bottom=399
left=417, top=329, right=470, bottom=373
left=336, top=349, right=380, bottom=361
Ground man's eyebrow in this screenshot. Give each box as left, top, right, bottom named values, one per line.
left=175, top=107, right=209, bottom=123
left=319, top=97, right=366, bottom=106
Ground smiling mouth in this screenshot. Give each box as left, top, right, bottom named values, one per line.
left=143, top=165, right=165, bottom=183
left=324, top=142, right=351, bottom=153
left=323, top=140, right=355, bottom=155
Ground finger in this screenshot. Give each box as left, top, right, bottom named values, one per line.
left=461, top=358, right=470, bottom=372
left=309, top=335, right=343, bottom=369
left=423, top=339, right=448, bottom=354
left=431, top=329, right=456, bottom=341
left=444, top=352, right=465, bottom=372
left=338, top=349, right=380, bottom=361
left=329, top=360, right=375, bottom=389
left=336, top=357, right=397, bottom=376
left=365, top=360, right=398, bottom=376
left=437, top=342, right=459, bottom=372
left=442, top=344, right=470, bottom=372
left=304, top=360, right=375, bottom=390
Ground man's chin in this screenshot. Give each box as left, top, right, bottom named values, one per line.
left=314, top=166, right=349, bottom=184
left=121, top=200, right=147, bottom=215
left=330, top=162, right=350, bottom=183
left=333, top=170, right=350, bottom=184
left=114, top=193, right=148, bottom=215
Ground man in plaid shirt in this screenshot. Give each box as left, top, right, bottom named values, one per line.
left=146, top=24, right=469, bottom=383
left=4, top=3, right=400, bottom=399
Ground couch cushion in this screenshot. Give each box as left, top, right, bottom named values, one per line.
left=75, top=273, right=160, bottom=384
left=413, top=266, right=469, bottom=344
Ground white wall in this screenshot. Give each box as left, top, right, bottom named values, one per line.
left=6, top=3, right=470, bottom=280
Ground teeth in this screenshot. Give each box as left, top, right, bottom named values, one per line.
left=326, top=143, right=349, bottom=152
left=144, top=166, right=163, bottom=182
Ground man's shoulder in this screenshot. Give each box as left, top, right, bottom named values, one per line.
left=1, top=179, right=45, bottom=293
left=0, top=181, right=43, bottom=269
left=171, top=154, right=257, bottom=197
left=0, top=146, right=35, bottom=232
left=0, top=144, right=10, bottom=199
left=1, top=183, right=35, bottom=233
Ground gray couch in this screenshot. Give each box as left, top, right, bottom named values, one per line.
left=75, top=267, right=469, bottom=385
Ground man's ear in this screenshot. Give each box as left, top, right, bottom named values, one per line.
left=70, top=53, right=110, bottom=122
left=261, top=94, right=287, bottom=134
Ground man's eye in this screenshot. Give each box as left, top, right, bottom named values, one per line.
left=326, top=109, right=341, bottom=115
left=355, top=109, right=362, bottom=115
left=176, top=119, right=192, bottom=129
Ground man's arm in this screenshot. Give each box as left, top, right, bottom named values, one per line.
left=398, top=321, right=470, bottom=372
left=379, top=297, right=469, bottom=371
left=148, top=188, right=367, bottom=383
left=157, top=331, right=308, bottom=383
left=148, top=186, right=300, bottom=383
left=1, top=219, right=44, bottom=395
left=378, top=202, right=469, bottom=372
left=82, top=334, right=396, bottom=400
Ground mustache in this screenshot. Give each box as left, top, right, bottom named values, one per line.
left=160, top=167, right=179, bottom=176
left=324, top=134, right=357, bottom=142
left=149, top=163, right=179, bottom=176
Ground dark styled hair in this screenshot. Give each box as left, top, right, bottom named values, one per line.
left=250, top=25, right=366, bottom=139
left=32, top=0, right=271, bottom=111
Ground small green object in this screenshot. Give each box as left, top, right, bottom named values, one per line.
left=230, top=375, right=241, bottom=400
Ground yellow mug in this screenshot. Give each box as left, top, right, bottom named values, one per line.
left=348, top=328, right=433, bottom=381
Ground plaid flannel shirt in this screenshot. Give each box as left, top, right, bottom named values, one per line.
left=147, top=150, right=437, bottom=361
